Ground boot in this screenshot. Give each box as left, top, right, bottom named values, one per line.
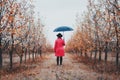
left=60, top=57, right=62, bottom=65
left=57, top=57, right=59, bottom=65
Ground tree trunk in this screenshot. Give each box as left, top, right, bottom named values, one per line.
left=99, top=48, right=102, bottom=61
left=84, top=50, right=88, bottom=57
left=28, top=46, right=30, bottom=60
left=32, top=52, right=34, bottom=61
left=116, top=46, right=119, bottom=66
left=9, top=23, right=14, bottom=69
left=39, top=47, right=42, bottom=57
left=9, top=36, right=14, bottom=69
left=94, top=48, right=97, bottom=60
left=24, top=48, right=27, bottom=63
left=0, top=48, right=2, bottom=69
left=0, top=34, right=2, bottom=68
left=98, top=40, right=101, bottom=61
left=98, top=50, right=102, bottom=61
left=115, top=25, right=119, bottom=66
left=113, top=10, right=119, bottom=66
left=32, top=47, right=35, bottom=61
left=29, top=50, right=30, bottom=60
left=35, top=50, right=37, bottom=58
left=20, top=55, right=23, bottom=64
left=20, top=42, right=24, bottom=64
left=80, top=49, right=83, bottom=56
left=104, top=41, right=108, bottom=63
left=9, top=50, right=13, bottom=69
left=0, top=11, right=2, bottom=68
left=28, top=43, right=30, bottom=60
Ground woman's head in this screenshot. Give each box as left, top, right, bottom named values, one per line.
left=56, top=33, right=62, bottom=38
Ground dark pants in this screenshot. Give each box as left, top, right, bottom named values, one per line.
left=56, top=56, right=63, bottom=65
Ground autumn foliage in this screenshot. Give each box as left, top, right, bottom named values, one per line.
left=0, top=0, right=51, bottom=70
left=66, top=0, right=120, bottom=66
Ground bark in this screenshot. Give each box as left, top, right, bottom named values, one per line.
left=9, top=22, right=14, bottom=69
left=98, top=49, right=102, bottom=61
left=115, top=24, right=119, bottom=66
left=104, top=41, right=108, bottom=63
left=20, top=42, right=24, bottom=64
left=112, top=1, right=120, bottom=65
left=20, top=55, right=23, bottom=64
left=39, top=46, right=42, bottom=57
left=94, top=48, right=97, bottom=61
left=32, top=47, right=35, bottom=61
left=24, top=48, right=27, bottom=63
left=0, top=34, right=2, bottom=68
left=0, top=8, right=2, bottom=68
left=9, top=36, right=13, bottom=69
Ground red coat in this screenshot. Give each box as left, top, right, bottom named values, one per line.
left=54, top=38, right=65, bottom=56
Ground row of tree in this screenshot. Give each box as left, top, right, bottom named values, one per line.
left=66, top=0, right=120, bottom=66
left=0, top=0, right=49, bottom=69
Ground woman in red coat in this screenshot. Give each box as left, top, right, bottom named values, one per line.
left=54, top=33, right=65, bottom=65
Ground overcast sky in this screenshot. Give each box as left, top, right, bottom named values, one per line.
left=33, top=0, right=88, bottom=46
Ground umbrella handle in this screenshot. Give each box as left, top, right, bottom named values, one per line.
left=63, top=31, right=64, bottom=39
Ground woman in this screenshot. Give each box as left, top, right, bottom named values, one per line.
left=54, top=33, right=65, bottom=65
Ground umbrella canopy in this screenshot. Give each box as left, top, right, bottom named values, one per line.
left=53, top=26, right=73, bottom=40
left=53, top=26, right=73, bottom=32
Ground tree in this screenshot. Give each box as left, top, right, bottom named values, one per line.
left=66, top=0, right=120, bottom=66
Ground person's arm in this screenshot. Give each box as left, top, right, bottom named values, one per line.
left=63, top=40, right=65, bottom=46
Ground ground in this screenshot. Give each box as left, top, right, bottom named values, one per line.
left=0, top=53, right=118, bottom=80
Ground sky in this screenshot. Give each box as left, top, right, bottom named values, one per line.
left=33, top=0, right=88, bottom=46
